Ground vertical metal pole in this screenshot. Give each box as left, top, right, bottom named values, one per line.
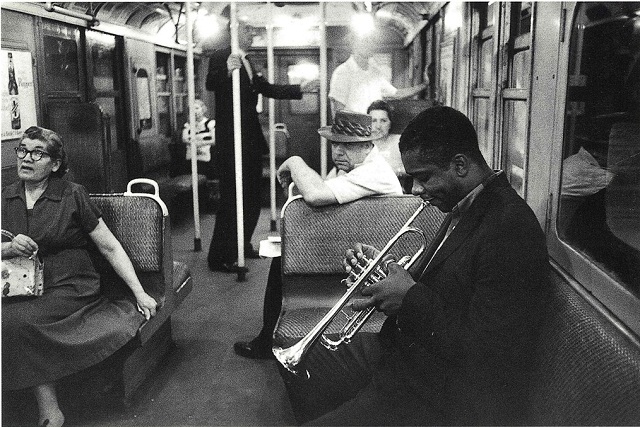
left=267, top=20, right=277, bottom=232
left=186, top=1, right=201, bottom=251
left=319, top=2, right=328, bottom=178
left=230, top=3, right=246, bottom=281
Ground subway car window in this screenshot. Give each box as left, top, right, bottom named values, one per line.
left=471, top=2, right=496, bottom=162
left=500, top=2, right=532, bottom=196
left=42, top=21, right=80, bottom=93
left=174, top=55, right=187, bottom=128
left=156, top=51, right=172, bottom=137
left=558, top=2, right=640, bottom=294
left=87, top=31, right=115, bottom=92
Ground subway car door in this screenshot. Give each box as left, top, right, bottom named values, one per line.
left=277, top=52, right=321, bottom=171
left=123, top=38, right=159, bottom=178
left=84, top=30, right=129, bottom=192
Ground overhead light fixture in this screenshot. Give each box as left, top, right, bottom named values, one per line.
left=350, top=12, right=374, bottom=37
left=445, top=1, right=463, bottom=31
left=194, top=14, right=223, bottom=43
left=44, top=2, right=99, bottom=26
left=275, top=14, right=318, bottom=46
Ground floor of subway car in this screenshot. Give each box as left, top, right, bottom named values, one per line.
left=2, top=207, right=297, bottom=426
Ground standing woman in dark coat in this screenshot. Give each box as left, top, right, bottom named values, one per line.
left=205, top=15, right=316, bottom=272
left=1, top=127, right=158, bottom=427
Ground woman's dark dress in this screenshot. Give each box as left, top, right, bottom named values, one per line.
left=1, top=178, right=143, bottom=390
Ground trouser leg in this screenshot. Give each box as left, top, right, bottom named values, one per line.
left=242, top=157, right=263, bottom=250
left=208, top=160, right=260, bottom=264
left=208, top=184, right=235, bottom=265
left=279, top=331, right=446, bottom=426
left=279, top=332, right=382, bottom=424
left=256, top=257, right=282, bottom=343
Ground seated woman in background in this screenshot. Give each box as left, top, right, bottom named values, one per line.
left=1, top=126, right=158, bottom=427
left=181, top=99, right=216, bottom=180
left=367, top=100, right=411, bottom=192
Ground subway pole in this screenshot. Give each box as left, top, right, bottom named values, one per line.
left=230, top=3, right=246, bottom=281
left=319, top=2, right=328, bottom=177
left=185, top=1, right=202, bottom=251
left=267, top=15, right=277, bottom=232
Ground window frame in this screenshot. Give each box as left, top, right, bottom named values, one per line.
left=547, top=1, right=640, bottom=338
left=469, top=2, right=500, bottom=167
left=494, top=2, right=535, bottom=198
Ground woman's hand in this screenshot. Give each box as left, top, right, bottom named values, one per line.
left=2, top=234, right=38, bottom=258
left=89, top=219, right=159, bottom=321
left=135, top=292, right=158, bottom=321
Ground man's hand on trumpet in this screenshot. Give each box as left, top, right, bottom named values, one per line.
left=343, top=243, right=416, bottom=316
left=342, top=242, right=379, bottom=283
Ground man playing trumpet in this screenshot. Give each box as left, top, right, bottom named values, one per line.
left=279, top=106, right=551, bottom=425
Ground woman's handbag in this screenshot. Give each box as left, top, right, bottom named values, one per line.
left=1, top=230, right=44, bottom=297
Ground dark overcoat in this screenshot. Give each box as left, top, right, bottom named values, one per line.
left=383, top=172, right=551, bottom=424
left=205, top=47, right=302, bottom=263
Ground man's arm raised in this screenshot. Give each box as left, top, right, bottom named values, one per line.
left=277, top=156, right=338, bottom=207
left=384, top=82, right=428, bottom=100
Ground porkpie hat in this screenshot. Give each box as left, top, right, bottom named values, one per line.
left=318, top=110, right=373, bottom=143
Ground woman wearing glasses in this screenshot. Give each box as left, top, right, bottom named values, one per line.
left=1, top=126, right=158, bottom=427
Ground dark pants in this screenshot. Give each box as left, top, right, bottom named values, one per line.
left=278, top=332, right=445, bottom=426
left=254, top=257, right=282, bottom=344
left=207, top=152, right=262, bottom=266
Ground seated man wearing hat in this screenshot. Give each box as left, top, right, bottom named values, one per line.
left=234, top=111, right=403, bottom=359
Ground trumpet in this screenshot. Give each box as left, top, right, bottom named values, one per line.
left=273, top=202, right=430, bottom=379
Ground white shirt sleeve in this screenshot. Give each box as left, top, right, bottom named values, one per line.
left=379, top=77, right=398, bottom=97
left=329, top=63, right=349, bottom=105
left=324, top=152, right=402, bottom=204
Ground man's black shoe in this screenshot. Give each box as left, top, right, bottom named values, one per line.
left=209, top=261, right=249, bottom=274
left=234, top=339, right=274, bottom=359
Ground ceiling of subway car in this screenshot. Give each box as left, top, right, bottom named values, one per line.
left=52, top=2, right=442, bottom=45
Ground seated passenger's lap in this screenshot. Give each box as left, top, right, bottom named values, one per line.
left=279, top=332, right=446, bottom=426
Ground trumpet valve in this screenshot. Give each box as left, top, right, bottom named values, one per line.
left=320, top=336, right=340, bottom=352
left=340, top=308, right=355, bottom=320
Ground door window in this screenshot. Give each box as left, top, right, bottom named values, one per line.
left=287, top=62, right=319, bottom=115
left=86, top=30, right=126, bottom=152
left=500, top=2, right=532, bottom=197
left=470, top=2, right=497, bottom=162
left=42, top=21, right=80, bottom=94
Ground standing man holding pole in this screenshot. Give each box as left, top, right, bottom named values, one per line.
left=206, top=6, right=317, bottom=275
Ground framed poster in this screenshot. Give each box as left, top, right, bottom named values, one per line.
left=2, top=49, right=37, bottom=140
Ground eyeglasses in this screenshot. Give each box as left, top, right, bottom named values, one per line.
left=15, top=147, right=52, bottom=161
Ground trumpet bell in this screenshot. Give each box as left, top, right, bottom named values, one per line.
left=272, top=345, right=310, bottom=379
